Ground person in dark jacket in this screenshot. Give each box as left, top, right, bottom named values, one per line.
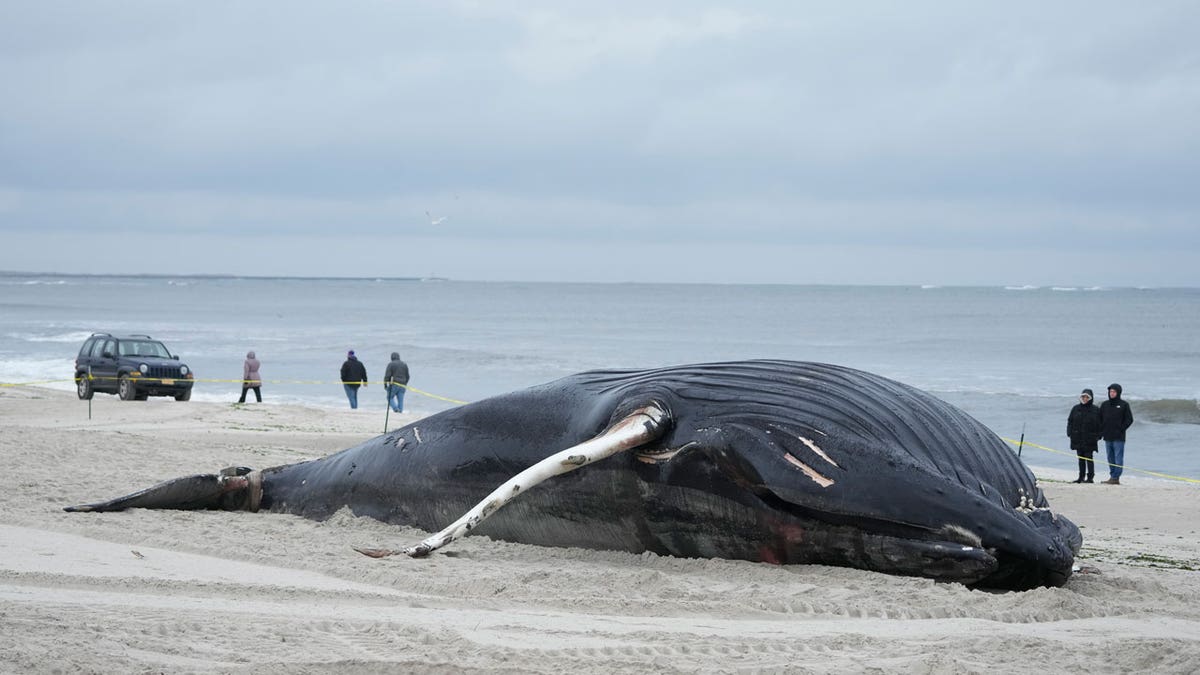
left=383, top=352, right=410, bottom=413
left=340, top=350, right=368, bottom=409
left=1098, top=382, right=1134, bottom=485
left=238, top=350, right=262, bottom=403
left=1066, top=388, right=1102, bottom=483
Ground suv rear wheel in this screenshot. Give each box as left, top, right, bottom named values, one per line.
left=118, top=374, right=138, bottom=401
left=76, top=374, right=94, bottom=400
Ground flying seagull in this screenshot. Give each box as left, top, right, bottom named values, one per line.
left=426, top=211, right=447, bottom=226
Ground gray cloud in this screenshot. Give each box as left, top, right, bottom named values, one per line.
left=1, top=1, right=1198, bottom=285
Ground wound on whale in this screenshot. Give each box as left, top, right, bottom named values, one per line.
left=65, top=360, right=1082, bottom=591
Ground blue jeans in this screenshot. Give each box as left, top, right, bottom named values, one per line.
left=344, top=384, right=360, bottom=409
left=387, top=384, right=406, bottom=412
left=1105, top=440, right=1125, bottom=479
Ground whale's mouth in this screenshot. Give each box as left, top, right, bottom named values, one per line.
left=743, top=506, right=1001, bottom=583
left=750, top=504, right=1079, bottom=589
left=736, top=465, right=1078, bottom=590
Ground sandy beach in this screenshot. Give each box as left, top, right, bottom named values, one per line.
left=2, top=386, right=1198, bottom=674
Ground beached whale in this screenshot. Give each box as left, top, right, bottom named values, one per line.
left=65, top=360, right=1081, bottom=590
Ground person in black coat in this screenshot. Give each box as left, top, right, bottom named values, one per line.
left=1066, top=388, right=1103, bottom=483
left=1098, top=382, right=1134, bottom=485
left=340, top=350, right=369, bottom=409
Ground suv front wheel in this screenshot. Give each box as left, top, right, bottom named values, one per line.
left=118, top=374, right=138, bottom=401
left=76, top=374, right=94, bottom=400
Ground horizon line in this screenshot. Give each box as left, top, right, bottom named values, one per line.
left=1, top=270, right=1195, bottom=290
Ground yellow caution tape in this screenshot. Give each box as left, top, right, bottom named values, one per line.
left=1002, top=436, right=1200, bottom=485
left=394, top=384, right=468, bottom=406
left=3, top=375, right=1196, bottom=484
left=0, top=379, right=76, bottom=387
left=3, top=376, right=470, bottom=406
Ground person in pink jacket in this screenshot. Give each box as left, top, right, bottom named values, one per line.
left=238, top=351, right=262, bottom=403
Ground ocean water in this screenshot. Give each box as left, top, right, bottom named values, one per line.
left=2, top=273, right=1198, bottom=482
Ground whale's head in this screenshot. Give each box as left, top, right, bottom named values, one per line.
left=595, top=360, right=1081, bottom=590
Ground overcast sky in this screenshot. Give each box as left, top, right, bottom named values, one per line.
left=2, top=1, right=1197, bottom=285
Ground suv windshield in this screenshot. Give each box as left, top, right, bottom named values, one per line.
left=117, top=340, right=172, bottom=359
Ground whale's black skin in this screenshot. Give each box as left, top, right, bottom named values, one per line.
left=66, top=360, right=1081, bottom=590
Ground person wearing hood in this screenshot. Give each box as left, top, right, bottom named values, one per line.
left=340, top=350, right=368, bottom=409
left=1098, top=383, right=1134, bottom=485
left=238, top=351, right=262, bottom=403
left=383, top=352, right=410, bottom=413
left=1066, top=388, right=1102, bottom=483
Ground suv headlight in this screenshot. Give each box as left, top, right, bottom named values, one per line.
left=139, top=364, right=149, bottom=375
left=180, top=365, right=190, bottom=376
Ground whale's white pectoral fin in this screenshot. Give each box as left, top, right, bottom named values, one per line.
left=354, top=404, right=670, bottom=560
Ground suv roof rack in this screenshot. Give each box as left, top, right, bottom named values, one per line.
left=90, top=332, right=155, bottom=339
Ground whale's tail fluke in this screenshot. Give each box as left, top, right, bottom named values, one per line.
left=64, top=466, right=261, bottom=513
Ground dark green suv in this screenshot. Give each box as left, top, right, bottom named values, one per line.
left=75, top=333, right=194, bottom=401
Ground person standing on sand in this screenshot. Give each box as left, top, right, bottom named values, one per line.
left=1099, top=383, right=1134, bottom=485
left=238, top=351, right=262, bottom=403
left=1067, top=388, right=1102, bottom=483
left=383, top=352, right=410, bottom=413
left=340, top=350, right=368, bottom=409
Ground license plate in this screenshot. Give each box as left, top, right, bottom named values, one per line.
left=161, top=378, right=175, bottom=385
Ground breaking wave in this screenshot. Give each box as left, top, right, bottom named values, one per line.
left=1137, top=398, right=1200, bottom=425
left=7, top=330, right=95, bottom=344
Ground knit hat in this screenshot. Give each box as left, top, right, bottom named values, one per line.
left=1081, top=388, right=1093, bottom=398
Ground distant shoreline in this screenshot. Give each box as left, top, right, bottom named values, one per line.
left=3, top=270, right=1198, bottom=290
left=0, top=270, right=433, bottom=282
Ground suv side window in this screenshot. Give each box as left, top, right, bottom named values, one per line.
left=101, top=339, right=116, bottom=358
left=79, top=338, right=96, bottom=358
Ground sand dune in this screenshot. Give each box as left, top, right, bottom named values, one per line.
left=2, top=387, right=1198, bottom=673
